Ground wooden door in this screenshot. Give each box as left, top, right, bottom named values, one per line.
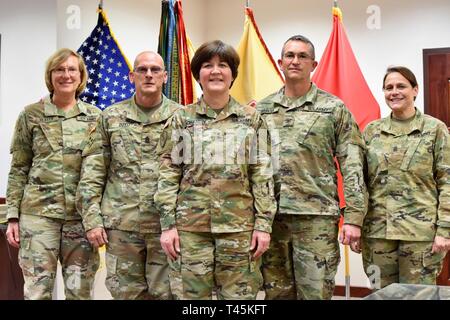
left=423, top=47, right=450, bottom=286
left=0, top=197, right=24, bottom=299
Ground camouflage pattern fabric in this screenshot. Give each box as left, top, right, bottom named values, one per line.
left=262, top=215, right=340, bottom=300
left=363, top=283, right=450, bottom=300
left=77, top=94, right=180, bottom=300
left=256, top=84, right=365, bottom=300
left=362, top=237, right=446, bottom=289
left=104, top=229, right=171, bottom=300
left=168, top=230, right=262, bottom=300
left=154, top=96, right=276, bottom=233
left=363, top=109, right=450, bottom=240
left=77, top=94, right=180, bottom=233
left=256, top=84, right=367, bottom=225
left=7, top=95, right=100, bottom=221
left=19, top=214, right=99, bottom=300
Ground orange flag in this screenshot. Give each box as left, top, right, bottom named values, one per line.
left=312, top=6, right=380, bottom=222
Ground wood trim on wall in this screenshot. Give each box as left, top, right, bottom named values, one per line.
left=333, top=285, right=372, bottom=298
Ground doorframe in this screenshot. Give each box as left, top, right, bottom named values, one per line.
left=423, top=47, right=450, bottom=286
left=423, top=47, right=450, bottom=127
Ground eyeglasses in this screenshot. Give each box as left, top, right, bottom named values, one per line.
left=52, top=67, right=80, bottom=76
left=134, top=66, right=164, bottom=75
left=283, top=52, right=314, bottom=62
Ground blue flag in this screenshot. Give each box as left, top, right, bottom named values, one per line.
left=77, top=9, right=134, bottom=110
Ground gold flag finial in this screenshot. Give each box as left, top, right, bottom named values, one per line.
left=332, top=1, right=343, bottom=22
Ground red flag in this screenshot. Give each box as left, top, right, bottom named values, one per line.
left=175, top=0, right=194, bottom=105
left=312, top=7, right=380, bottom=130
left=312, top=7, right=380, bottom=224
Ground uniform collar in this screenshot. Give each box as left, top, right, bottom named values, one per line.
left=43, top=95, right=85, bottom=118
left=127, top=94, right=178, bottom=124
left=195, top=95, right=243, bottom=121
left=381, top=108, right=424, bottom=136
left=272, top=83, right=318, bottom=110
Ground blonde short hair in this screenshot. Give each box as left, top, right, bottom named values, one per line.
left=45, top=48, right=88, bottom=98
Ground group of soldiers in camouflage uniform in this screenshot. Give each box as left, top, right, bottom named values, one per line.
left=5, top=34, right=450, bottom=300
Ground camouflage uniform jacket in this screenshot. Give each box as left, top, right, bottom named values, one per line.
left=257, top=84, right=367, bottom=226
left=363, top=109, right=450, bottom=240
left=154, top=96, right=276, bottom=234
left=76, top=95, right=180, bottom=233
left=6, top=96, right=100, bottom=221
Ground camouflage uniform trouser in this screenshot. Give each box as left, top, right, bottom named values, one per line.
left=105, top=229, right=171, bottom=300
left=362, top=237, right=446, bottom=290
left=19, top=214, right=99, bottom=300
left=169, top=230, right=262, bottom=300
left=262, top=214, right=340, bottom=300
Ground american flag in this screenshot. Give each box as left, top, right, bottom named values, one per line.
left=77, top=9, right=134, bottom=110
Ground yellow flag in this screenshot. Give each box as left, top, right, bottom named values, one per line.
left=230, top=7, right=284, bottom=105
left=186, top=35, right=198, bottom=103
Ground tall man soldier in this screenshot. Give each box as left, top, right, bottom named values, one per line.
left=257, top=35, right=367, bottom=300
left=76, top=51, right=181, bottom=299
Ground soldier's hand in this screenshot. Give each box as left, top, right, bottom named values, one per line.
left=86, top=227, right=108, bottom=249
left=339, top=224, right=361, bottom=253
left=160, top=228, right=180, bottom=261
left=6, top=219, right=20, bottom=248
left=250, top=230, right=270, bottom=260
left=432, top=236, right=450, bottom=253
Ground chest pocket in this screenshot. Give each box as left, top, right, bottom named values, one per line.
left=36, top=120, right=63, bottom=153
left=146, top=124, right=164, bottom=151
left=365, top=134, right=388, bottom=182
left=182, top=121, right=207, bottom=164
left=65, top=117, right=97, bottom=152
left=295, top=111, right=333, bottom=157
left=226, top=125, right=255, bottom=165
left=400, top=133, right=434, bottom=175
left=296, top=112, right=320, bottom=143
left=109, top=125, right=141, bottom=168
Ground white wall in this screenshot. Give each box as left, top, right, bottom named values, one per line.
left=0, top=0, right=57, bottom=195
left=204, top=0, right=450, bottom=119
left=56, top=0, right=207, bottom=68
left=1, top=0, right=449, bottom=294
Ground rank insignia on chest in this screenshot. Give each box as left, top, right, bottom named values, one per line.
left=282, top=115, right=295, bottom=127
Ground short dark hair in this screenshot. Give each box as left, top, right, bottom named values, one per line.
left=281, top=35, right=316, bottom=60
left=190, top=40, right=240, bottom=88
left=383, top=65, right=418, bottom=89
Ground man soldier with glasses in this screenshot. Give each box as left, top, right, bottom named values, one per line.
left=76, top=51, right=181, bottom=299
left=257, top=35, right=367, bottom=300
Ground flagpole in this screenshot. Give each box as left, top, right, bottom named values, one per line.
left=335, top=0, right=350, bottom=299
left=246, top=0, right=250, bottom=7
left=99, top=0, right=103, bottom=9
left=344, top=245, right=350, bottom=300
